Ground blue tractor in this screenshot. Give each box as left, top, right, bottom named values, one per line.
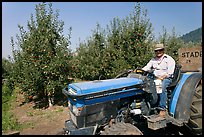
left=62, top=65, right=202, bottom=135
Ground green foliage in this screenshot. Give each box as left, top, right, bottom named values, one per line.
left=71, top=23, right=107, bottom=80
left=158, top=27, right=184, bottom=62
left=2, top=85, right=12, bottom=108
left=6, top=2, right=201, bottom=109
left=11, top=3, right=73, bottom=105
left=2, top=111, right=20, bottom=131
left=2, top=58, right=20, bottom=132
left=2, top=85, right=20, bottom=131
left=2, top=58, right=11, bottom=79
left=72, top=3, right=201, bottom=81
left=2, top=58, right=15, bottom=91
left=72, top=2, right=154, bottom=80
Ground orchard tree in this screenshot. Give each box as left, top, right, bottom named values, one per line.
left=104, top=2, right=154, bottom=77
left=2, top=57, right=15, bottom=90
left=2, top=58, right=12, bottom=79
left=11, top=3, right=72, bottom=107
left=72, top=2, right=154, bottom=80
left=71, top=23, right=106, bottom=80
left=158, top=27, right=184, bottom=62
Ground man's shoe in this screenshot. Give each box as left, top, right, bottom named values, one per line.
left=159, top=110, right=166, bottom=118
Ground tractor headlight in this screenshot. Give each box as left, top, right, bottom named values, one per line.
left=68, top=100, right=83, bottom=116
left=68, top=100, right=71, bottom=108
left=72, top=105, right=83, bottom=116
left=72, top=105, right=78, bottom=115
left=68, top=87, right=76, bottom=95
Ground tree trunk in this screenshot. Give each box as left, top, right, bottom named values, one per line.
left=47, top=89, right=54, bottom=108
left=48, top=96, right=54, bottom=107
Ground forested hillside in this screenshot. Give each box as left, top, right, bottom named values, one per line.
left=180, top=27, right=202, bottom=43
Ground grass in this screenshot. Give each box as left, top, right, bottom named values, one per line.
left=55, top=108, right=64, bottom=113
left=2, top=82, right=68, bottom=134
left=2, top=85, right=22, bottom=132
left=19, top=122, right=35, bottom=129
left=2, top=85, right=36, bottom=134
left=26, top=112, right=34, bottom=116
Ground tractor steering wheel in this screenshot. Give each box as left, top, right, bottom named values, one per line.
left=133, top=68, right=155, bottom=79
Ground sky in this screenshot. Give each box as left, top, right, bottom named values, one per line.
left=2, top=2, right=202, bottom=59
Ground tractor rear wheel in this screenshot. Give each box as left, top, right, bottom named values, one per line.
left=185, top=79, right=202, bottom=135
left=100, top=122, right=143, bottom=135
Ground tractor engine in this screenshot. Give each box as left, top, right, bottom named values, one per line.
left=62, top=76, right=156, bottom=134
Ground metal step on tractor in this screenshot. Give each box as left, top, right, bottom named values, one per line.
left=62, top=47, right=202, bottom=135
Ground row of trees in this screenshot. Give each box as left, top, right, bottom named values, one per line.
left=8, top=3, right=74, bottom=107
left=2, top=2, right=201, bottom=107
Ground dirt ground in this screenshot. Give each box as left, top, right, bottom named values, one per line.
left=10, top=92, right=70, bottom=135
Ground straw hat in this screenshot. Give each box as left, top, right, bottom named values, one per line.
left=154, top=44, right=164, bottom=51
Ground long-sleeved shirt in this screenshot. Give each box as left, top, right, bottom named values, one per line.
left=142, top=54, right=175, bottom=78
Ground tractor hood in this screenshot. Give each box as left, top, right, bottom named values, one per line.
left=62, top=77, right=144, bottom=107
left=63, top=77, right=144, bottom=128
left=67, top=77, right=143, bottom=96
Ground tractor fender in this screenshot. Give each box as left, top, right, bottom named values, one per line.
left=169, top=72, right=202, bottom=122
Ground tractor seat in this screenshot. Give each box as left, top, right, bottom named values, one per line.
left=168, top=64, right=182, bottom=88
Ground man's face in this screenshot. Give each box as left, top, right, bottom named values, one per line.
left=155, top=49, right=164, bottom=58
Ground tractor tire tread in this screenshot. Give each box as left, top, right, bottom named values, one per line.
left=186, top=81, right=202, bottom=135
left=100, top=122, right=143, bottom=135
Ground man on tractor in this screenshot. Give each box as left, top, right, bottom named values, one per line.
left=142, top=43, right=176, bottom=118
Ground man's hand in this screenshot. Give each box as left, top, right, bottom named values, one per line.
left=158, top=74, right=168, bottom=80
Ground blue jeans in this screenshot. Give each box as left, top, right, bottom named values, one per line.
left=158, top=78, right=172, bottom=110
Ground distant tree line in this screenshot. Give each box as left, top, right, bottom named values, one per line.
left=180, top=27, right=202, bottom=43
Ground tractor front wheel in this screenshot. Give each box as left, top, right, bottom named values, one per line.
left=100, top=122, right=143, bottom=135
